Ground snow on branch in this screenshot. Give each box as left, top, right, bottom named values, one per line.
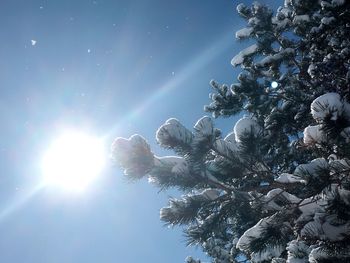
left=236, top=27, right=254, bottom=39
left=311, top=93, right=344, bottom=122
left=149, top=156, right=198, bottom=190
left=185, top=256, right=201, bottom=263
left=262, top=188, right=301, bottom=211
left=286, top=240, right=310, bottom=263
left=156, top=118, right=193, bottom=154
left=193, top=116, right=215, bottom=142
left=308, top=245, right=349, bottom=263
left=111, top=134, right=154, bottom=179
left=301, top=212, right=350, bottom=241
left=159, top=189, right=221, bottom=225
left=236, top=215, right=285, bottom=262
left=111, top=1, right=350, bottom=261
left=293, top=14, right=310, bottom=25
left=233, top=116, right=262, bottom=143
left=303, top=125, right=326, bottom=145
left=275, top=173, right=307, bottom=184
left=294, top=158, right=329, bottom=179
left=212, top=138, right=238, bottom=159
left=255, top=48, right=295, bottom=68
left=231, top=44, right=258, bottom=67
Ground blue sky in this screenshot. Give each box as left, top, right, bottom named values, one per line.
left=0, top=0, right=279, bottom=262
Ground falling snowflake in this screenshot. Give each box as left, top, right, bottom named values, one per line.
left=31, top=40, right=37, bottom=46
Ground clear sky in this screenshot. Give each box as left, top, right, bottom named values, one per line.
left=0, top=0, right=278, bottom=262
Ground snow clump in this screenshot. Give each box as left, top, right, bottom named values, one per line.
left=303, top=125, right=326, bottom=145
left=234, top=116, right=262, bottom=142
left=111, top=134, right=154, bottom=178
left=310, top=93, right=344, bottom=122
left=231, top=44, right=258, bottom=66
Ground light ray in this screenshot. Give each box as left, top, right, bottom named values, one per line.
left=107, top=31, right=234, bottom=138
left=0, top=183, right=44, bottom=223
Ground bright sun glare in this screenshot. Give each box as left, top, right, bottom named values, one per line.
left=41, top=131, right=106, bottom=192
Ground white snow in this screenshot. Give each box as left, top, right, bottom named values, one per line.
left=224, top=131, right=236, bottom=143
left=307, top=64, right=316, bottom=78
left=293, top=15, right=310, bottom=24
left=149, top=156, right=191, bottom=183
left=166, top=118, right=181, bottom=125
left=156, top=118, right=193, bottom=147
left=310, top=27, right=320, bottom=34
left=199, top=189, right=221, bottom=201
left=321, top=216, right=350, bottom=240
left=233, top=116, right=261, bottom=142
left=300, top=219, right=323, bottom=239
left=171, top=159, right=189, bottom=175
left=301, top=213, right=350, bottom=241
left=329, top=158, right=350, bottom=171
left=235, top=27, right=254, bottom=39
left=297, top=196, right=326, bottom=223
left=237, top=216, right=284, bottom=262
left=185, top=256, right=201, bottom=263
left=111, top=134, right=154, bottom=176
left=309, top=243, right=349, bottom=262
left=321, top=17, right=336, bottom=25
left=111, top=135, right=147, bottom=163
left=248, top=17, right=260, bottom=26
left=159, top=204, right=178, bottom=220
left=272, top=17, right=291, bottom=31
left=332, top=0, right=345, bottom=6
left=278, top=6, right=292, bottom=17
left=263, top=188, right=301, bottom=211
left=237, top=217, right=272, bottom=249
left=194, top=116, right=214, bottom=138
left=251, top=247, right=285, bottom=263
left=231, top=44, right=258, bottom=66
left=338, top=187, right=350, bottom=205
left=266, top=188, right=301, bottom=204
left=320, top=1, right=332, bottom=8
left=160, top=189, right=221, bottom=222
left=294, top=158, right=328, bottom=178
left=130, top=134, right=148, bottom=147
left=303, top=125, right=326, bottom=145
left=236, top=3, right=246, bottom=14
left=256, top=48, right=294, bottom=67
left=213, top=139, right=238, bottom=157
left=309, top=247, right=328, bottom=263
left=154, top=155, right=184, bottom=166
left=275, top=173, right=306, bottom=184
left=310, top=93, right=344, bottom=122
left=286, top=240, right=310, bottom=263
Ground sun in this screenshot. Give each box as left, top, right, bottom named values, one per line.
left=41, top=130, right=106, bottom=192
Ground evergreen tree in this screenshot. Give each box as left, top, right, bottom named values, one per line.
left=111, top=0, right=350, bottom=262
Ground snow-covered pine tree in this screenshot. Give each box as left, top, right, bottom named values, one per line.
left=111, top=0, right=350, bottom=262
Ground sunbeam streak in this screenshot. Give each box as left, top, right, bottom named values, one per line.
left=107, top=31, right=234, bottom=137
left=0, top=183, right=44, bottom=223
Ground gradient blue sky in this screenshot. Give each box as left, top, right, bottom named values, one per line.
left=0, top=0, right=279, bottom=262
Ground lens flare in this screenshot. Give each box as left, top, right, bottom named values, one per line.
left=271, top=81, right=278, bottom=88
